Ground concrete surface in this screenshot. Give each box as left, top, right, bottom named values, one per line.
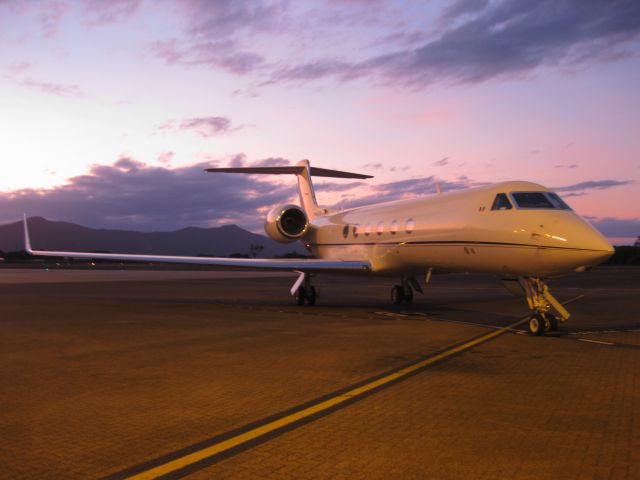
left=0, top=267, right=638, bottom=479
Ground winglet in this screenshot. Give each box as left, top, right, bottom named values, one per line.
left=23, top=214, right=33, bottom=254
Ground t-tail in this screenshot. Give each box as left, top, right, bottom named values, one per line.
left=204, top=159, right=372, bottom=220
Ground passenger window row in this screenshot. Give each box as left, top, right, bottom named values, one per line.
left=342, top=218, right=415, bottom=238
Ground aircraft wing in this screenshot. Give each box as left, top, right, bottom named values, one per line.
left=22, top=216, right=370, bottom=274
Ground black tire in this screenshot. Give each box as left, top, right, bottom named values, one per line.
left=547, top=314, right=559, bottom=332
left=306, top=286, right=317, bottom=306
left=391, top=285, right=404, bottom=305
left=404, top=287, right=414, bottom=304
left=528, top=314, right=545, bottom=336
left=295, top=285, right=306, bottom=306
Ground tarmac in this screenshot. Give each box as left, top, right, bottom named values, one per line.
left=1, top=266, right=638, bottom=479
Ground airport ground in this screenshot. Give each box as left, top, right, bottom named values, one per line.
left=1, top=266, right=638, bottom=479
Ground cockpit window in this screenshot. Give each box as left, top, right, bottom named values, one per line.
left=547, top=192, right=572, bottom=210
left=491, top=193, right=512, bottom=210
left=511, top=192, right=555, bottom=209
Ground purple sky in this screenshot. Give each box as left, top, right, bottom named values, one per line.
left=0, top=0, right=639, bottom=243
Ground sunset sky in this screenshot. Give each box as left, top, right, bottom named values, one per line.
left=0, top=0, right=638, bottom=243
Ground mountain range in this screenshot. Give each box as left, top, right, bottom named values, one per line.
left=0, top=217, right=303, bottom=257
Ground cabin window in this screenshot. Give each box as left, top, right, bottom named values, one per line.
left=377, top=221, right=384, bottom=235
left=364, top=223, right=371, bottom=236
left=491, top=193, right=513, bottom=210
left=353, top=225, right=359, bottom=238
left=547, top=192, right=572, bottom=210
left=511, top=192, right=555, bottom=209
left=390, top=220, right=398, bottom=234
left=342, top=225, right=349, bottom=238
left=405, top=218, right=415, bottom=233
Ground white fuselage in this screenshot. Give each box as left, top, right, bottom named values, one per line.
left=303, top=181, right=613, bottom=277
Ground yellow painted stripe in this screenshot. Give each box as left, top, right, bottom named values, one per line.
left=123, top=318, right=525, bottom=480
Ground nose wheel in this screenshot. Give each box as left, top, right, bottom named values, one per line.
left=520, top=277, right=567, bottom=336
left=527, top=312, right=559, bottom=336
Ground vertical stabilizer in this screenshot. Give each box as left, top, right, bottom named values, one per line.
left=295, top=159, right=322, bottom=220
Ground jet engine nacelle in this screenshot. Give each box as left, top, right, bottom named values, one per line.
left=264, top=204, right=309, bottom=243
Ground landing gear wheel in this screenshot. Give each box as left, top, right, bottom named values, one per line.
left=404, top=286, right=414, bottom=304
left=391, top=285, right=405, bottom=305
left=528, top=314, right=545, bottom=336
left=294, top=286, right=306, bottom=306
left=306, top=286, right=317, bottom=306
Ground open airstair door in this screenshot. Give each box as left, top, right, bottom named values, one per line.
left=205, top=159, right=372, bottom=220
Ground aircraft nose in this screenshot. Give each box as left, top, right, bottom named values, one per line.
left=569, top=217, right=615, bottom=266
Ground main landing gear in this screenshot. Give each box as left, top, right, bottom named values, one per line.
left=391, top=284, right=413, bottom=305
left=291, top=272, right=316, bottom=306
left=391, top=276, right=422, bottom=305
left=294, top=284, right=317, bottom=306
left=519, top=277, right=569, bottom=336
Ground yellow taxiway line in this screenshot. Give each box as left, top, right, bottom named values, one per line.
left=118, top=316, right=529, bottom=480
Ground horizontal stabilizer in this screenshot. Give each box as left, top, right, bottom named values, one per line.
left=310, top=167, right=372, bottom=179
left=205, top=165, right=372, bottom=179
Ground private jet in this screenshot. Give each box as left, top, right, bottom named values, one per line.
left=23, top=160, right=614, bottom=335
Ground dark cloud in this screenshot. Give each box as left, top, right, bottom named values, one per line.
left=160, top=116, right=238, bottom=137
left=362, top=163, right=383, bottom=170
left=0, top=156, right=484, bottom=232
left=314, top=181, right=366, bottom=193
left=268, top=59, right=362, bottom=85
left=0, top=157, right=295, bottom=231
left=114, top=156, right=142, bottom=172
left=229, top=153, right=246, bottom=167
left=253, top=157, right=290, bottom=167
left=439, top=0, right=490, bottom=24
left=39, top=1, right=69, bottom=36
left=152, top=39, right=264, bottom=75
left=82, top=0, right=143, bottom=25
left=376, top=30, right=428, bottom=48
left=180, top=117, right=234, bottom=137
left=182, top=0, right=285, bottom=39
left=150, top=0, right=285, bottom=75
left=271, top=0, right=640, bottom=88
left=4, top=62, right=31, bottom=74
left=3, top=61, right=84, bottom=97
left=157, top=151, right=174, bottom=164
left=432, top=157, right=449, bottom=167
left=0, top=0, right=142, bottom=37
left=554, top=179, right=633, bottom=192
left=587, top=217, right=640, bottom=238
left=334, top=176, right=481, bottom=209
left=554, top=164, right=578, bottom=169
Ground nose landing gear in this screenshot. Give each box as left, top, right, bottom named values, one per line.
left=519, top=277, right=568, bottom=336
left=527, top=312, right=560, bottom=336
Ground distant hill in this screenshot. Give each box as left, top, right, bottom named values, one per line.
left=0, top=217, right=304, bottom=257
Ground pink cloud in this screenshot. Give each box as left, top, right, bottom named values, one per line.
left=18, top=78, right=84, bottom=97
left=158, top=116, right=239, bottom=138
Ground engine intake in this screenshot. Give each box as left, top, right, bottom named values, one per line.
left=264, top=204, right=309, bottom=243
